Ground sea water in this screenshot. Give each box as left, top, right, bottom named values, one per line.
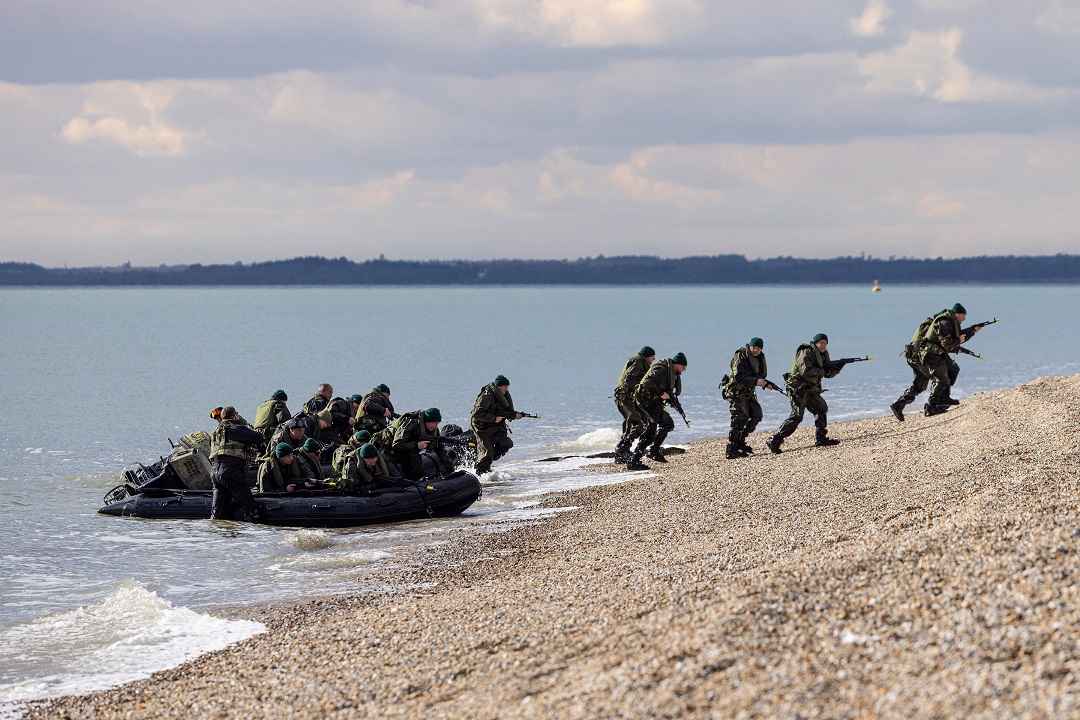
left=0, top=284, right=1076, bottom=712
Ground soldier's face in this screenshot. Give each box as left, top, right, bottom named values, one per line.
left=815, top=340, right=828, bottom=352
left=280, top=454, right=294, bottom=465
left=363, top=457, right=378, bottom=468
left=425, top=421, right=440, bottom=433
left=955, top=312, right=966, bottom=322
left=750, top=347, right=762, bottom=357
left=497, top=385, right=508, bottom=395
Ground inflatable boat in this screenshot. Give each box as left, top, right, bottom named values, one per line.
left=99, top=430, right=482, bottom=527
left=98, top=470, right=483, bottom=527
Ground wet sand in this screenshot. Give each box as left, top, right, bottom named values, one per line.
left=29, top=375, right=1080, bottom=719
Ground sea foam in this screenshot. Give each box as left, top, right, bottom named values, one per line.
left=0, top=580, right=264, bottom=714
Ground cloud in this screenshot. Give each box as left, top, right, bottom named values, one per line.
left=474, top=0, right=703, bottom=47
left=1035, top=0, right=1080, bottom=35
left=58, top=81, right=193, bottom=157
left=851, top=0, right=892, bottom=38
left=856, top=28, right=1051, bottom=102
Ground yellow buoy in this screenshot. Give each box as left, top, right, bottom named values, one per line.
left=872, top=279, right=881, bottom=292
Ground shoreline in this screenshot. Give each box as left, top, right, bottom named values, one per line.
left=28, top=375, right=1080, bottom=718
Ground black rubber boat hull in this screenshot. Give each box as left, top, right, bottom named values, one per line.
left=98, top=471, right=482, bottom=528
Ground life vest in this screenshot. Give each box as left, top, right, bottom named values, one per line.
left=210, top=419, right=254, bottom=463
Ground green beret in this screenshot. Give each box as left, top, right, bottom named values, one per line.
left=274, top=442, right=294, bottom=458
left=353, top=430, right=372, bottom=442
left=494, top=375, right=510, bottom=387
left=375, top=384, right=390, bottom=394
left=951, top=303, right=967, bottom=314
left=302, top=438, right=321, bottom=452
left=348, top=394, right=362, bottom=402
left=749, top=337, right=764, bottom=349
left=360, top=443, right=379, bottom=459
left=639, top=346, right=655, bottom=357
left=672, top=352, right=688, bottom=366
left=423, top=407, right=441, bottom=422
left=812, top=333, right=829, bottom=343
left=272, top=390, right=288, bottom=401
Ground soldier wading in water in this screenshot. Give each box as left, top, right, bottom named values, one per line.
left=767, top=334, right=843, bottom=453
left=613, top=346, right=655, bottom=464
left=470, top=375, right=522, bottom=476
left=722, top=337, right=777, bottom=459
left=208, top=406, right=265, bottom=521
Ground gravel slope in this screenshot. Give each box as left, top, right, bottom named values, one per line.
left=30, top=375, right=1080, bottom=719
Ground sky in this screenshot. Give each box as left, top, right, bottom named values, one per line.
left=2, top=0, right=1079, bottom=266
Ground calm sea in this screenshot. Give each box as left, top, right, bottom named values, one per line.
left=0, top=284, right=1075, bottom=713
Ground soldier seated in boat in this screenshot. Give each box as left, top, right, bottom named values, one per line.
left=332, top=430, right=371, bottom=474
left=257, top=443, right=315, bottom=493
left=265, top=417, right=308, bottom=458
left=382, top=407, right=452, bottom=480
left=253, top=390, right=291, bottom=441
left=338, top=443, right=401, bottom=494
left=294, top=438, right=327, bottom=482
left=302, top=383, right=334, bottom=414
left=355, top=384, right=395, bottom=435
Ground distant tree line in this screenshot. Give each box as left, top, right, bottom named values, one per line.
left=1, top=254, right=1079, bottom=286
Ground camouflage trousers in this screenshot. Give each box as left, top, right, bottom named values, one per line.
left=628, top=399, right=675, bottom=454
left=727, top=393, right=763, bottom=444
left=776, top=389, right=829, bottom=441
left=896, top=354, right=959, bottom=407
left=614, top=393, right=646, bottom=451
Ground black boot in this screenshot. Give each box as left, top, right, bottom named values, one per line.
left=766, top=435, right=783, bottom=454
left=924, top=403, right=948, bottom=417
left=943, top=397, right=960, bottom=406
left=815, top=435, right=840, bottom=447
left=725, top=442, right=740, bottom=460
left=738, top=440, right=754, bottom=456
left=645, top=447, right=667, bottom=463
left=889, top=399, right=905, bottom=422
left=626, top=451, right=648, bottom=471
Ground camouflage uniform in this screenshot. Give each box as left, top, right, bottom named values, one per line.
left=470, top=383, right=516, bottom=474
left=629, top=358, right=683, bottom=463
left=769, top=342, right=841, bottom=450
left=723, top=344, right=767, bottom=456
left=613, top=352, right=652, bottom=461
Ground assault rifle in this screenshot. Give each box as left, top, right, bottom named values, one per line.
left=502, top=412, right=541, bottom=422
left=954, top=345, right=984, bottom=360
left=822, top=356, right=873, bottom=372
left=419, top=434, right=476, bottom=448
left=665, top=394, right=691, bottom=428
left=960, top=317, right=1000, bottom=338
left=762, top=379, right=787, bottom=395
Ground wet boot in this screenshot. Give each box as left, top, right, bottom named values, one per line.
left=766, top=435, right=783, bottom=454
left=725, top=442, right=741, bottom=460
left=645, top=447, right=667, bottom=463
left=474, top=459, right=492, bottom=476
left=738, top=440, right=754, bottom=456
left=889, top=399, right=906, bottom=422
left=626, top=451, right=648, bottom=471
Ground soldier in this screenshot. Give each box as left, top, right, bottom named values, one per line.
left=890, top=303, right=977, bottom=420
left=332, top=430, right=372, bottom=475
left=294, top=438, right=326, bottom=482
left=339, top=443, right=401, bottom=494
left=722, top=337, right=773, bottom=459
left=470, top=375, right=522, bottom=476
left=627, top=352, right=687, bottom=470
left=266, top=417, right=307, bottom=458
left=208, top=406, right=265, bottom=521
left=767, top=334, right=842, bottom=454
left=613, top=346, right=655, bottom=464
left=302, top=384, right=334, bottom=414
left=384, top=408, right=452, bottom=480
left=257, top=443, right=315, bottom=493
left=355, top=384, right=395, bottom=435
left=253, top=390, right=290, bottom=442
left=323, top=393, right=360, bottom=441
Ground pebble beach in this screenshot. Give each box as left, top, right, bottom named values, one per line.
left=28, top=374, right=1080, bottom=719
